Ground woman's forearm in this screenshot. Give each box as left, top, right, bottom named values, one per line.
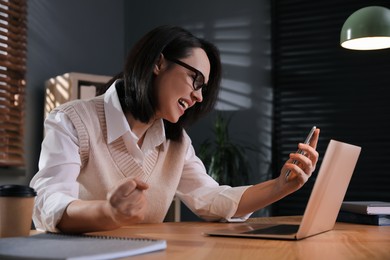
left=234, top=179, right=288, bottom=217
left=57, top=200, right=120, bottom=233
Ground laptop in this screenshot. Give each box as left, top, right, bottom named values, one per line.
left=206, top=139, right=361, bottom=240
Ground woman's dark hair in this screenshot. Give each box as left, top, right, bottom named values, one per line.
left=114, top=25, right=221, bottom=141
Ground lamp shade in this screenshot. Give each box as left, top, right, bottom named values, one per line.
left=340, top=6, right=390, bottom=50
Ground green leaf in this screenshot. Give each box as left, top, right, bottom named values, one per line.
left=198, top=112, right=255, bottom=186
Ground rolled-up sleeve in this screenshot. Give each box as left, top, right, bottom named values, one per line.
left=176, top=142, right=252, bottom=222
left=30, top=111, right=81, bottom=232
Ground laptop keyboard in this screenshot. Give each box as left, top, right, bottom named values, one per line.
left=243, top=224, right=299, bottom=235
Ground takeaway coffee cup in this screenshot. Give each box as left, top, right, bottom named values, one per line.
left=0, top=184, right=36, bottom=237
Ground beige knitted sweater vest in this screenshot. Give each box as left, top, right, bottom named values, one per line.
left=58, top=95, right=188, bottom=223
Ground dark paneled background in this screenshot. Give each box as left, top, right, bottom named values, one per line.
left=272, top=0, right=390, bottom=215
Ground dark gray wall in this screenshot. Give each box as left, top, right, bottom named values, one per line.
left=123, top=0, right=273, bottom=217
left=0, top=0, right=125, bottom=185
left=124, top=0, right=273, bottom=183
left=1, top=0, right=272, bottom=217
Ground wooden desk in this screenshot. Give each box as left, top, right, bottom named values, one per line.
left=87, top=216, right=390, bottom=260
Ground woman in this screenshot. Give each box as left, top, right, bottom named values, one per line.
left=31, top=25, right=320, bottom=233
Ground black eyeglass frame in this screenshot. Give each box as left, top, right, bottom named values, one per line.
left=165, top=57, right=207, bottom=91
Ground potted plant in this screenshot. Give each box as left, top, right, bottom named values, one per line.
left=198, top=112, right=254, bottom=186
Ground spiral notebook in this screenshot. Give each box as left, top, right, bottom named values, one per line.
left=0, top=232, right=166, bottom=260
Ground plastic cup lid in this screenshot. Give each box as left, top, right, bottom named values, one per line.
left=0, top=185, right=37, bottom=197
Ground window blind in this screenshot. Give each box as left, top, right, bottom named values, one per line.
left=271, top=0, right=390, bottom=215
left=0, top=0, right=27, bottom=167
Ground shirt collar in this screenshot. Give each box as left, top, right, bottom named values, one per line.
left=104, top=80, right=166, bottom=149
left=104, top=80, right=129, bottom=144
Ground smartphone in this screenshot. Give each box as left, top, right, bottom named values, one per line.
left=285, top=126, right=317, bottom=181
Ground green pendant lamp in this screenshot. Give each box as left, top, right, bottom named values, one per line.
left=340, top=6, right=390, bottom=50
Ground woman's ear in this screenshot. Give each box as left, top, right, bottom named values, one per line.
left=153, top=53, right=165, bottom=75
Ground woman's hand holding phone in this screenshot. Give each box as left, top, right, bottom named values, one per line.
left=284, top=126, right=319, bottom=183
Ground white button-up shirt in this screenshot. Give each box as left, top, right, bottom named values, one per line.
left=31, top=82, right=251, bottom=231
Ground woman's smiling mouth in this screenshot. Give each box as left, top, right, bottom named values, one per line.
left=178, top=98, right=189, bottom=109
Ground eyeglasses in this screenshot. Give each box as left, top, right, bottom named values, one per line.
left=165, top=57, right=207, bottom=92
